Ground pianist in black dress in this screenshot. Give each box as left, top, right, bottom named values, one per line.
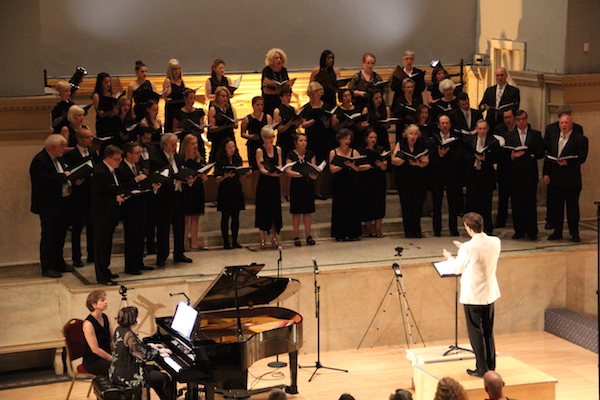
left=430, top=79, right=459, bottom=123
left=127, top=60, right=158, bottom=123
left=261, top=48, right=291, bottom=116
left=91, top=73, right=117, bottom=138
left=361, top=89, right=392, bottom=150
left=207, top=86, right=238, bottom=162
left=348, top=53, right=383, bottom=112
left=82, top=290, right=112, bottom=376
left=309, top=50, right=341, bottom=107
left=391, top=124, right=430, bottom=238
left=109, top=306, right=173, bottom=400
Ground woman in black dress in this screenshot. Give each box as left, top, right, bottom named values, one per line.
left=426, top=65, right=449, bottom=106
left=205, top=58, right=233, bottom=105
left=391, top=124, right=430, bottom=238
left=215, top=138, right=249, bottom=249
left=241, top=96, right=272, bottom=199
left=138, top=99, right=163, bottom=146
left=358, top=128, right=388, bottom=238
left=255, top=126, right=283, bottom=249
left=51, top=80, right=74, bottom=133
left=91, top=72, right=117, bottom=138
left=286, top=133, right=317, bottom=246
left=392, top=77, right=423, bottom=135
left=329, top=129, right=362, bottom=241
left=273, top=87, right=300, bottom=201
left=348, top=53, right=383, bottom=112
left=207, top=86, right=238, bottom=162
left=162, top=58, right=186, bottom=133
left=309, top=50, right=341, bottom=107
left=332, top=88, right=362, bottom=148
left=127, top=60, right=158, bottom=123
left=173, top=88, right=207, bottom=147
left=415, top=104, right=433, bottom=141
left=430, top=78, right=459, bottom=123
left=180, top=134, right=208, bottom=251
left=60, top=105, right=87, bottom=149
left=108, top=96, right=136, bottom=147
left=82, top=290, right=112, bottom=376
left=361, top=89, right=392, bottom=150
left=109, top=307, right=173, bottom=400
left=301, top=81, right=333, bottom=200
left=261, top=48, right=292, bottom=116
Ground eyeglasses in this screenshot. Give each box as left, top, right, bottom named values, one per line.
left=111, top=157, right=122, bottom=162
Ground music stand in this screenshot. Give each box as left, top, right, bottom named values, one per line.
left=268, top=246, right=287, bottom=368
left=432, top=260, right=474, bottom=356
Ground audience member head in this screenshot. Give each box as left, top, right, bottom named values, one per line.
left=67, top=105, right=85, bottom=124
left=86, top=290, right=107, bottom=312
left=166, top=58, right=182, bottom=81
left=211, top=58, right=226, bottom=79
left=483, top=370, right=506, bottom=400
left=266, top=388, right=287, bottom=400
left=117, top=306, right=139, bottom=328
left=433, top=376, right=468, bottom=400
left=463, top=212, right=484, bottom=234
left=338, top=394, right=355, bottom=400
left=390, top=388, right=413, bottom=400
left=319, top=50, right=336, bottom=69
left=266, top=48, right=287, bottom=68
left=45, top=134, right=67, bottom=156
left=93, top=72, right=112, bottom=95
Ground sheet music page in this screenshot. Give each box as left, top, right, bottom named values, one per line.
left=432, top=260, right=458, bottom=277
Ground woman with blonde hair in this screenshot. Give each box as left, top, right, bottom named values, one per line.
left=60, top=105, right=87, bottom=149
left=261, top=48, right=291, bottom=115
left=162, top=58, right=186, bottom=132
left=180, top=134, right=208, bottom=250
left=109, top=96, right=135, bottom=147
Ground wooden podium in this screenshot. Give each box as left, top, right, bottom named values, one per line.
left=413, top=356, right=557, bottom=400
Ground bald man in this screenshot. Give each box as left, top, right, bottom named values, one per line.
left=479, top=67, right=520, bottom=128
left=483, top=371, right=514, bottom=400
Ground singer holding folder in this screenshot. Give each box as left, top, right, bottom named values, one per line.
left=441, top=212, right=501, bottom=378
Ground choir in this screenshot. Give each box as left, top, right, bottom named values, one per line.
left=38, top=48, right=587, bottom=284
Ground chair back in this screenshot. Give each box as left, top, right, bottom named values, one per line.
left=64, top=318, right=86, bottom=363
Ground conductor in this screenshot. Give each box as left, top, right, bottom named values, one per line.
left=442, top=212, right=501, bottom=378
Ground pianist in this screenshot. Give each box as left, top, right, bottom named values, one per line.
left=109, top=306, right=174, bottom=400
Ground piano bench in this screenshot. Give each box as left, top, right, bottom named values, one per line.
left=92, top=376, right=143, bottom=400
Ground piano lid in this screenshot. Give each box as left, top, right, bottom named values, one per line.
left=193, top=263, right=301, bottom=312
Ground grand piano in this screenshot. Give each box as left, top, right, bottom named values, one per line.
left=148, top=264, right=302, bottom=400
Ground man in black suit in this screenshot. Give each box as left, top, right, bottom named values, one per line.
left=492, top=109, right=517, bottom=228
left=63, top=128, right=97, bottom=267
left=30, top=134, right=73, bottom=278
left=505, top=110, right=545, bottom=240
left=150, top=133, right=193, bottom=267
left=91, top=145, right=129, bottom=285
left=479, top=67, right=520, bottom=128
left=137, top=130, right=159, bottom=254
left=543, top=114, right=588, bottom=242
left=543, top=105, right=584, bottom=229
left=450, top=93, right=483, bottom=134
left=463, top=120, right=500, bottom=235
left=428, top=115, right=463, bottom=237
left=117, top=142, right=157, bottom=275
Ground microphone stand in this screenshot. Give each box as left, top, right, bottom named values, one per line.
left=268, top=246, right=287, bottom=368
left=300, top=258, right=348, bottom=382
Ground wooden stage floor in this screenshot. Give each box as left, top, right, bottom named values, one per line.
left=2, top=332, right=597, bottom=400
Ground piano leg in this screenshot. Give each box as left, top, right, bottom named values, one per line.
left=185, top=382, right=199, bottom=400
left=204, top=385, right=215, bottom=400
left=287, top=351, right=299, bottom=394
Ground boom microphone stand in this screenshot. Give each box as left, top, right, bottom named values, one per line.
left=299, top=258, right=348, bottom=382
left=268, top=246, right=287, bottom=368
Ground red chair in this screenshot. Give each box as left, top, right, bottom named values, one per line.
left=64, top=318, right=97, bottom=400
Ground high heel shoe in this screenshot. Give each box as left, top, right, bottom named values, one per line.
left=306, top=236, right=316, bottom=246
left=294, top=237, right=301, bottom=247
left=260, top=240, right=267, bottom=250
left=271, top=238, right=282, bottom=248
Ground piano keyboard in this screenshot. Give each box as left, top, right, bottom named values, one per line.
left=162, top=355, right=183, bottom=373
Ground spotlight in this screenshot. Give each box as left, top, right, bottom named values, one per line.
left=430, top=60, right=442, bottom=68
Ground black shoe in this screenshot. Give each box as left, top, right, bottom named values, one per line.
left=139, top=265, right=155, bottom=271
left=156, top=260, right=166, bottom=267
left=99, top=280, right=117, bottom=286
left=406, top=233, right=414, bottom=238
left=86, top=257, right=94, bottom=263
left=60, top=264, right=74, bottom=272
left=73, top=260, right=84, bottom=268
left=307, top=236, right=316, bottom=246
left=223, top=242, right=232, bottom=250
left=414, top=232, right=423, bottom=238
left=572, top=235, right=581, bottom=242
left=434, top=232, right=441, bottom=237
left=109, top=273, right=120, bottom=279
left=466, top=369, right=484, bottom=378
left=294, top=237, right=301, bottom=247
left=125, top=270, right=142, bottom=276
left=450, top=231, right=460, bottom=237
left=42, top=270, right=62, bottom=278
left=544, top=222, right=553, bottom=230
left=512, top=233, right=525, bottom=240
left=527, top=234, right=538, bottom=240
left=232, top=241, right=243, bottom=248
left=548, top=233, right=563, bottom=241
left=174, top=255, right=193, bottom=263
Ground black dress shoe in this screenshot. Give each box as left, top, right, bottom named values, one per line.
left=450, top=231, right=460, bottom=237
left=109, top=273, right=120, bottom=279
left=434, top=232, right=441, bottom=237
left=544, top=222, right=553, bottom=230
left=99, top=280, right=117, bottom=286
left=572, top=235, right=581, bottom=242
left=125, top=270, right=142, bottom=276
left=466, top=369, right=484, bottom=378
left=414, top=232, right=423, bottom=238
left=232, top=242, right=243, bottom=249
left=156, top=260, right=166, bottom=267
left=140, top=265, right=155, bottom=271
left=73, top=260, right=84, bottom=268
left=527, top=234, right=538, bottom=240
left=86, top=257, right=94, bottom=263
left=42, top=270, right=62, bottom=278
left=223, top=242, right=232, bottom=250
left=512, top=233, right=525, bottom=240
left=548, top=233, right=563, bottom=240
left=61, top=264, right=74, bottom=272
left=174, top=255, right=193, bottom=263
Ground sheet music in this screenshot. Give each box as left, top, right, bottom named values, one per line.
left=432, top=260, right=459, bottom=277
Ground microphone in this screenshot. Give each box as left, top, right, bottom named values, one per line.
left=278, top=245, right=283, bottom=251
left=312, top=257, right=319, bottom=274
